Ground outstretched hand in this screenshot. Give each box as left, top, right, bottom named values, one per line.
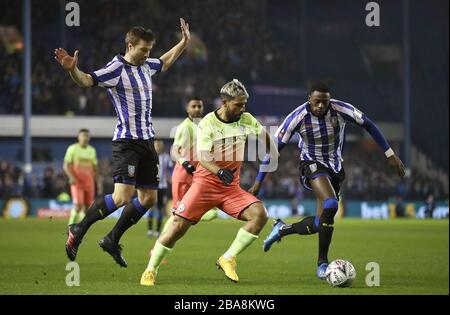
left=54, top=48, right=78, bottom=71
left=388, top=155, right=406, bottom=178
left=179, top=18, right=190, bottom=44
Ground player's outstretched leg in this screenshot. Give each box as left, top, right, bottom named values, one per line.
left=141, top=215, right=192, bottom=286
left=101, top=197, right=154, bottom=267
left=316, top=197, right=338, bottom=280
left=262, top=219, right=285, bottom=252
left=263, top=215, right=319, bottom=252
left=218, top=202, right=268, bottom=283
left=65, top=194, right=119, bottom=261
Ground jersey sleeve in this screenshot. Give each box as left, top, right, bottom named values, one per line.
left=332, top=100, right=365, bottom=125
left=274, top=106, right=305, bottom=144
left=64, top=145, right=74, bottom=163
left=89, top=60, right=123, bottom=88
left=145, top=58, right=163, bottom=76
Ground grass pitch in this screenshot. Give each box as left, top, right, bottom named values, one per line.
left=0, top=217, right=448, bottom=295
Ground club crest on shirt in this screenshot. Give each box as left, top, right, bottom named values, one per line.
left=128, top=165, right=136, bottom=177
left=177, top=202, right=186, bottom=213
left=309, top=163, right=318, bottom=173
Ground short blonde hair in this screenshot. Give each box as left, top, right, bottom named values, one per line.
left=220, top=79, right=249, bottom=100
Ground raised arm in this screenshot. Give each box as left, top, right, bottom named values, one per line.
left=159, top=18, right=190, bottom=72
left=54, top=48, right=94, bottom=88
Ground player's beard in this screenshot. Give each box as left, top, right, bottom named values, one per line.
left=230, top=112, right=242, bottom=122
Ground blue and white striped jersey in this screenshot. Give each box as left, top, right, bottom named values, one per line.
left=89, top=55, right=163, bottom=141
left=158, top=152, right=173, bottom=189
left=275, top=99, right=367, bottom=174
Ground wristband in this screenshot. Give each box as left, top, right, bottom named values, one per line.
left=385, top=148, right=394, bottom=158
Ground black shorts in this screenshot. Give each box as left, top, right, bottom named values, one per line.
left=111, top=139, right=159, bottom=189
left=299, top=160, right=345, bottom=197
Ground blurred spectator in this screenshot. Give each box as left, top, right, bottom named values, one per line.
left=0, top=160, right=22, bottom=198
left=40, top=166, right=56, bottom=198
left=424, top=194, right=436, bottom=219
left=395, top=196, right=406, bottom=218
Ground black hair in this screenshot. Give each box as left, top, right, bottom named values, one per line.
left=78, top=128, right=90, bottom=134
left=309, top=83, right=330, bottom=94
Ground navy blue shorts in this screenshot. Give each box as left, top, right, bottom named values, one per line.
left=299, top=160, right=345, bottom=197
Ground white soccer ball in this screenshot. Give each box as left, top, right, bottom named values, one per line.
left=325, top=259, right=356, bottom=287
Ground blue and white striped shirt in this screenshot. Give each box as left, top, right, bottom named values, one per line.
left=275, top=99, right=367, bottom=174
left=89, top=55, right=163, bottom=141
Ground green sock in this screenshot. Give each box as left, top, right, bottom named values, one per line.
left=200, top=208, right=219, bottom=222
left=77, top=211, right=86, bottom=223
left=68, top=209, right=78, bottom=225
left=146, top=241, right=172, bottom=272
left=223, top=228, right=258, bottom=258
left=161, top=215, right=174, bottom=234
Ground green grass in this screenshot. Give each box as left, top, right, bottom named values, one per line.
left=0, top=218, right=448, bottom=295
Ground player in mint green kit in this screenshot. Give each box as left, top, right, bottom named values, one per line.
left=63, top=129, right=100, bottom=225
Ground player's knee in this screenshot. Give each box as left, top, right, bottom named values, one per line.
left=323, top=197, right=338, bottom=210
left=138, top=194, right=157, bottom=209
left=321, top=197, right=338, bottom=224
left=111, top=193, right=132, bottom=207
left=249, top=205, right=268, bottom=225
left=257, top=208, right=269, bottom=225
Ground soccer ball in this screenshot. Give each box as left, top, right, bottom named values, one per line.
left=325, top=259, right=356, bottom=287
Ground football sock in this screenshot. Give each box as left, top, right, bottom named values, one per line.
left=78, top=194, right=118, bottom=233
left=68, top=209, right=78, bottom=225
left=318, top=198, right=339, bottom=265
left=146, top=241, right=172, bottom=272
left=200, top=208, right=218, bottom=222
left=77, top=210, right=85, bottom=223
left=223, top=228, right=258, bottom=259
left=107, top=197, right=149, bottom=244
left=279, top=216, right=318, bottom=236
